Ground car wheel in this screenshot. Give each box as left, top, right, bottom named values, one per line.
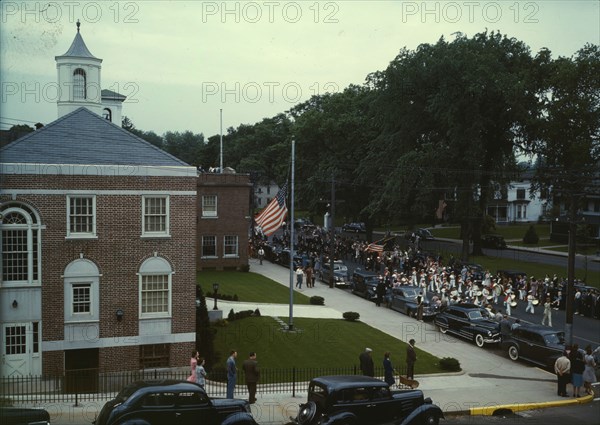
left=438, top=325, right=447, bottom=334
left=422, top=412, right=440, bottom=425
left=474, top=334, right=485, bottom=348
left=297, top=401, right=317, bottom=425
left=508, top=345, right=520, bottom=361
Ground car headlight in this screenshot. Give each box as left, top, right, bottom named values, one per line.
left=487, top=330, right=492, bottom=336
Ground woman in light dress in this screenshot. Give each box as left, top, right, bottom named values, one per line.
left=582, top=345, right=597, bottom=396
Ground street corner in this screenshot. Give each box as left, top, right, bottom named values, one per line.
left=469, top=394, right=595, bottom=416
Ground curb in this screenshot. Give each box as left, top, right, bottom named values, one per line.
left=468, top=394, right=594, bottom=416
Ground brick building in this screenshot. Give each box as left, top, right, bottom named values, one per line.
left=0, top=25, right=197, bottom=377
left=197, top=173, right=252, bottom=271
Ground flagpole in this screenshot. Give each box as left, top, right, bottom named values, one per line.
left=219, top=108, right=223, bottom=173
left=289, top=140, right=295, bottom=331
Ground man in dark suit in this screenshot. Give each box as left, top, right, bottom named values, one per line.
left=406, top=339, right=417, bottom=380
left=242, top=352, right=260, bottom=403
left=359, top=348, right=375, bottom=377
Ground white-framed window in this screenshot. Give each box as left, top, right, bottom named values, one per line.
left=72, top=283, right=91, bottom=314
left=64, top=259, right=100, bottom=323
left=202, top=195, right=217, bottom=217
left=516, top=204, right=527, bottom=220
left=1, top=203, right=42, bottom=285
left=139, top=256, right=172, bottom=319
left=142, top=196, right=170, bottom=237
left=224, top=235, right=239, bottom=258
left=201, top=236, right=217, bottom=258
left=67, top=195, right=96, bottom=238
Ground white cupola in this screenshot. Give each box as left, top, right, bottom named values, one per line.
left=55, top=20, right=103, bottom=118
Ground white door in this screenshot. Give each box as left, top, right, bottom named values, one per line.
left=2, top=323, right=31, bottom=377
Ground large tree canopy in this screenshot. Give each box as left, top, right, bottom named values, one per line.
left=362, top=31, right=538, bottom=257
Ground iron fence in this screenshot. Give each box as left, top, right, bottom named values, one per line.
left=1, top=365, right=408, bottom=403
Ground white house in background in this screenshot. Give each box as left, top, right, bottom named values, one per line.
left=487, top=170, right=551, bottom=224
left=55, top=20, right=125, bottom=124
left=254, top=182, right=280, bottom=209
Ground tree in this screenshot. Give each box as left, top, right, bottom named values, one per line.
left=364, top=31, right=537, bottom=258
left=195, top=285, right=216, bottom=368
left=1, top=124, right=34, bottom=147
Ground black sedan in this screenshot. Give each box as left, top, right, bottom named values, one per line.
left=293, top=375, right=443, bottom=425
left=94, top=380, right=257, bottom=425
left=342, top=222, right=366, bottom=233
left=481, top=234, right=507, bottom=249
left=434, top=303, right=501, bottom=347
left=387, top=287, right=439, bottom=319
left=502, top=324, right=565, bottom=369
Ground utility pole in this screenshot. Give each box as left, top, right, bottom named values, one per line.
left=329, top=174, right=335, bottom=289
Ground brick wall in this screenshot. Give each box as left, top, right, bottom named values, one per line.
left=2, top=173, right=197, bottom=374
left=196, top=173, right=251, bottom=270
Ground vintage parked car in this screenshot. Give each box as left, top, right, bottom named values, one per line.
left=0, top=407, right=50, bottom=425
left=502, top=324, right=565, bottom=369
left=319, top=260, right=350, bottom=288
left=434, top=303, right=501, bottom=348
left=404, top=228, right=435, bottom=241
left=293, top=375, right=443, bottom=425
left=453, top=261, right=485, bottom=283
left=94, top=380, right=257, bottom=425
left=342, top=222, right=366, bottom=233
left=388, top=287, right=439, bottom=320
left=350, top=269, right=381, bottom=301
left=481, top=234, right=507, bottom=249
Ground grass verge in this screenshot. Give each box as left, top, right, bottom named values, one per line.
left=197, top=271, right=312, bottom=305
left=210, top=316, right=445, bottom=382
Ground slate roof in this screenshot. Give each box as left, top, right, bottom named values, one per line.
left=101, top=89, right=127, bottom=101
left=55, top=30, right=100, bottom=60
left=0, top=107, right=190, bottom=167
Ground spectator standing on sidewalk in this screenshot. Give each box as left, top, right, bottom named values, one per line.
left=305, top=265, right=314, bottom=288
left=187, top=350, right=198, bottom=382
left=570, top=345, right=585, bottom=398
left=359, top=348, right=375, bottom=377
left=406, top=339, right=417, bottom=380
left=196, top=357, right=207, bottom=390
left=582, top=345, right=597, bottom=395
left=554, top=351, right=571, bottom=397
left=295, top=266, right=304, bottom=289
left=242, top=352, right=260, bottom=404
left=383, top=351, right=395, bottom=387
left=226, top=350, right=238, bottom=398
left=258, top=246, right=265, bottom=265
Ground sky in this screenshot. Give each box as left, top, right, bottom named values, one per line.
left=1, top=1, right=599, bottom=138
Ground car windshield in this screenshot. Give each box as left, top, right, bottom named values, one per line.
left=544, top=332, right=565, bottom=345
left=365, top=276, right=380, bottom=285
left=334, top=265, right=348, bottom=272
left=115, top=383, right=142, bottom=402
left=468, top=310, right=484, bottom=320
left=402, top=288, right=418, bottom=297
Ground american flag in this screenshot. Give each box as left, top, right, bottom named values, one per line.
left=255, top=183, right=288, bottom=236
left=365, top=243, right=384, bottom=253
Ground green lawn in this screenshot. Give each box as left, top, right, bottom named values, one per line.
left=429, top=224, right=551, bottom=240
left=210, top=316, right=445, bottom=382
left=197, top=271, right=313, bottom=305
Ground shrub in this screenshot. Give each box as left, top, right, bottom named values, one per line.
left=209, top=366, right=227, bottom=382
left=523, top=225, right=539, bottom=244
left=227, top=309, right=254, bottom=321
left=439, top=357, right=461, bottom=372
left=227, top=309, right=235, bottom=321
left=240, top=264, right=250, bottom=272
left=254, top=308, right=261, bottom=317
left=310, top=296, right=325, bottom=306
left=343, top=311, right=360, bottom=321
left=213, top=319, right=228, bottom=327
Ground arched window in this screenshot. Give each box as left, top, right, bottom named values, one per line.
left=73, top=68, right=86, bottom=100
left=0, top=203, right=42, bottom=284
left=102, top=108, right=112, bottom=122
left=64, top=259, right=100, bottom=322
left=138, top=256, right=173, bottom=318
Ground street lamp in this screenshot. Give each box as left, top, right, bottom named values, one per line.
left=213, top=283, right=219, bottom=310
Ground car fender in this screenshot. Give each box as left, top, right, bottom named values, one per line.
left=398, top=403, right=444, bottom=425
left=222, top=412, right=257, bottom=425
left=320, top=411, right=359, bottom=425
left=119, top=420, right=152, bottom=425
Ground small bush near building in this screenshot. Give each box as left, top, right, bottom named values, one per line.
left=523, top=225, right=540, bottom=244
left=240, top=264, right=250, bottom=272
left=254, top=308, right=261, bottom=316
left=439, top=357, right=461, bottom=372
left=343, top=312, right=360, bottom=321
left=310, top=296, right=325, bottom=306
left=228, top=309, right=255, bottom=321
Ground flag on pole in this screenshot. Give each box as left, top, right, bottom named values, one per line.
left=365, top=243, right=384, bottom=253
left=255, top=183, right=288, bottom=236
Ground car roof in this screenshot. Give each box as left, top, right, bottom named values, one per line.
left=353, top=269, right=378, bottom=277
left=514, top=324, right=564, bottom=335
left=311, top=375, right=388, bottom=390
left=121, top=380, right=200, bottom=394
left=447, top=303, right=482, bottom=311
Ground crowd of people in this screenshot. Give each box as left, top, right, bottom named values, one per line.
left=252, top=223, right=600, bottom=323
